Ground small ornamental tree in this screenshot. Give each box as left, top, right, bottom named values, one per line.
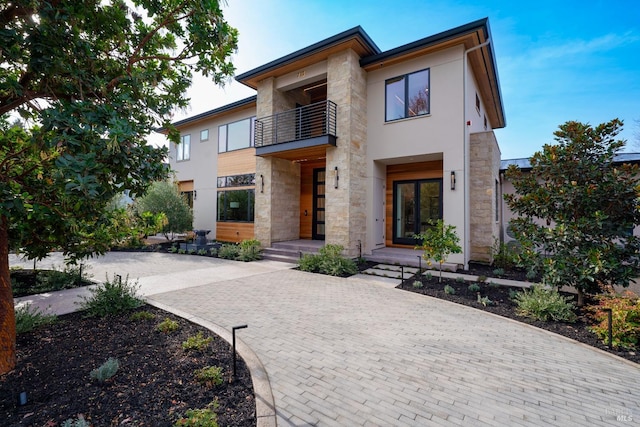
left=504, top=119, right=640, bottom=306
left=134, top=180, right=193, bottom=240
left=415, top=220, right=462, bottom=282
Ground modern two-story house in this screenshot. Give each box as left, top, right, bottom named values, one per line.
left=165, top=18, right=506, bottom=268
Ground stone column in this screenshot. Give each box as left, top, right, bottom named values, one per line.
left=254, top=78, right=301, bottom=246
left=325, top=49, right=368, bottom=256
left=469, top=131, right=501, bottom=262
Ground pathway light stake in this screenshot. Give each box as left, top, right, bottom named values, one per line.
left=417, top=256, right=422, bottom=274
left=401, top=266, right=404, bottom=281
left=232, top=324, right=248, bottom=380
left=115, top=274, right=122, bottom=285
left=604, top=308, right=613, bottom=348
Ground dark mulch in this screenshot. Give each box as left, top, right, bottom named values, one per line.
left=0, top=306, right=255, bottom=427
left=397, top=271, right=640, bottom=365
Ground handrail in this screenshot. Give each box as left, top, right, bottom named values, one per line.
left=255, top=100, right=337, bottom=147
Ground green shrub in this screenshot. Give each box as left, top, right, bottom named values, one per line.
left=78, top=274, right=143, bottom=317
left=491, top=239, right=520, bottom=270
left=237, top=239, right=262, bottom=261
left=492, top=268, right=505, bottom=277
left=188, top=248, right=196, bottom=255
left=62, top=415, right=91, bottom=427
left=468, top=283, right=481, bottom=292
left=512, top=285, right=576, bottom=322
left=218, top=244, right=240, bottom=260
left=157, top=318, right=180, bottom=333
left=424, top=272, right=432, bottom=280
left=476, top=275, right=487, bottom=283
left=15, top=304, right=57, bottom=334
left=197, top=249, right=208, bottom=255
left=456, top=276, right=465, bottom=284
left=477, top=294, right=494, bottom=306
left=169, top=245, right=178, bottom=253
left=588, top=291, right=640, bottom=349
left=444, top=284, right=455, bottom=295
left=182, top=332, right=212, bottom=352
left=194, top=366, right=224, bottom=387
left=35, top=263, right=90, bottom=292
left=298, top=253, right=321, bottom=272
left=208, top=247, right=218, bottom=257
left=90, top=357, right=119, bottom=382
left=130, top=310, right=155, bottom=321
left=297, top=244, right=357, bottom=276
left=174, top=403, right=219, bottom=427
left=412, top=280, right=423, bottom=289
left=178, top=248, right=187, bottom=254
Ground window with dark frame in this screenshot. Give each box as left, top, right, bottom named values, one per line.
left=217, top=174, right=256, bottom=188
left=475, top=93, right=480, bottom=113
left=200, top=129, right=209, bottom=141
left=217, top=189, right=255, bottom=222
left=218, top=117, right=256, bottom=153
left=385, top=68, right=430, bottom=121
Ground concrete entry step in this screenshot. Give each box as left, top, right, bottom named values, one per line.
left=262, top=240, right=324, bottom=264
left=361, top=264, right=418, bottom=280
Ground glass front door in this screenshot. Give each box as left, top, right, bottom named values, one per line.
left=393, top=179, right=442, bottom=245
left=312, top=168, right=326, bottom=240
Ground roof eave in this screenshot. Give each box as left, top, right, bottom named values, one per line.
left=235, top=26, right=380, bottom=89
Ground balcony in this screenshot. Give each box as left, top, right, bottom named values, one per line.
left=254, top=100, right=337, bottom=160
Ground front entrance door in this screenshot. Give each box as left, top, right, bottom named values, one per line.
left=312, top=168, right=326, bottom=240
left=393, top=179, right=442, bottom=245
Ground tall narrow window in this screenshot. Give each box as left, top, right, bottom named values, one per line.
left=177, top=134, right=190, bottom=161
left=385, top=69, right=430, bottom=121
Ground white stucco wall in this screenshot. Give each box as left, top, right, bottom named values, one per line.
left=168, top=107, right=257, bottom=238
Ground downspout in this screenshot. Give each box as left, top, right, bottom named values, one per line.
left=463, top=38, right=491, bottom=269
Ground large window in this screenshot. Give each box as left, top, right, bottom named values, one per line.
left=176, top=134, right=190, bottom=161
left=218, top=117, right=256, bottom=153
left=217, top=190, right=254, bottom=222
left=385, top=69, right=430, bottom=121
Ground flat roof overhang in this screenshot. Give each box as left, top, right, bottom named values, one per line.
left=236, top=27, right=380, bottom=90
left=255, top=135, right=337, bottom=161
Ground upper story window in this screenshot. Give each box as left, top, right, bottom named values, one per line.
left=218, top=117, right=256, bottom=153
left=385, top=68, right=430, bottom=122
left=200, top=129, right=209, bottom=141
left=176, top=134, right=190, bottom=161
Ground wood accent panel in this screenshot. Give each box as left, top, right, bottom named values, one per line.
left=385, top=161, right=443, bottom=248
left=218, top=148, right=256, bottom=176
left=299, top=160, right=325, bottom=239
left=216, top=222, right=254, bottom=243
left=178, top=180, right=194, bottom=192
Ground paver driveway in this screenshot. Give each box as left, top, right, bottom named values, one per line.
left=147, top=268, right=640, bottom=426
left=11, top=253, right=640, bottom=426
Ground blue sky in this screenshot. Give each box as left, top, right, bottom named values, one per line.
left=156, top=0, right=640, bottom=159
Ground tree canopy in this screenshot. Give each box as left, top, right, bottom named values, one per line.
left=0, top=0, right=238, bottom=373
left=504, top=119, right=640, bottom=305
left=134, top=180, right=193, bottom=240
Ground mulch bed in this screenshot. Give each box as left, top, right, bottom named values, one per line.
left=0, top=306, right=255, bottom=427
left=397, top=268, right=640, bottom=365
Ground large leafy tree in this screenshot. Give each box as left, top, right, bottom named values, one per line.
left=505, top=119, right=640, bottom=306
left=0, top=0, right=238, bottom=373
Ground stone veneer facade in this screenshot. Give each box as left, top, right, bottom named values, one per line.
left=469, top=131, right=501, bottom=262
left=325, top=49, right=368, bottom=256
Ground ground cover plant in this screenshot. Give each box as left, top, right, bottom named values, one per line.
left=398, top=262, right=640, bottom=364
left=0, top=306, right=255, bottom=426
